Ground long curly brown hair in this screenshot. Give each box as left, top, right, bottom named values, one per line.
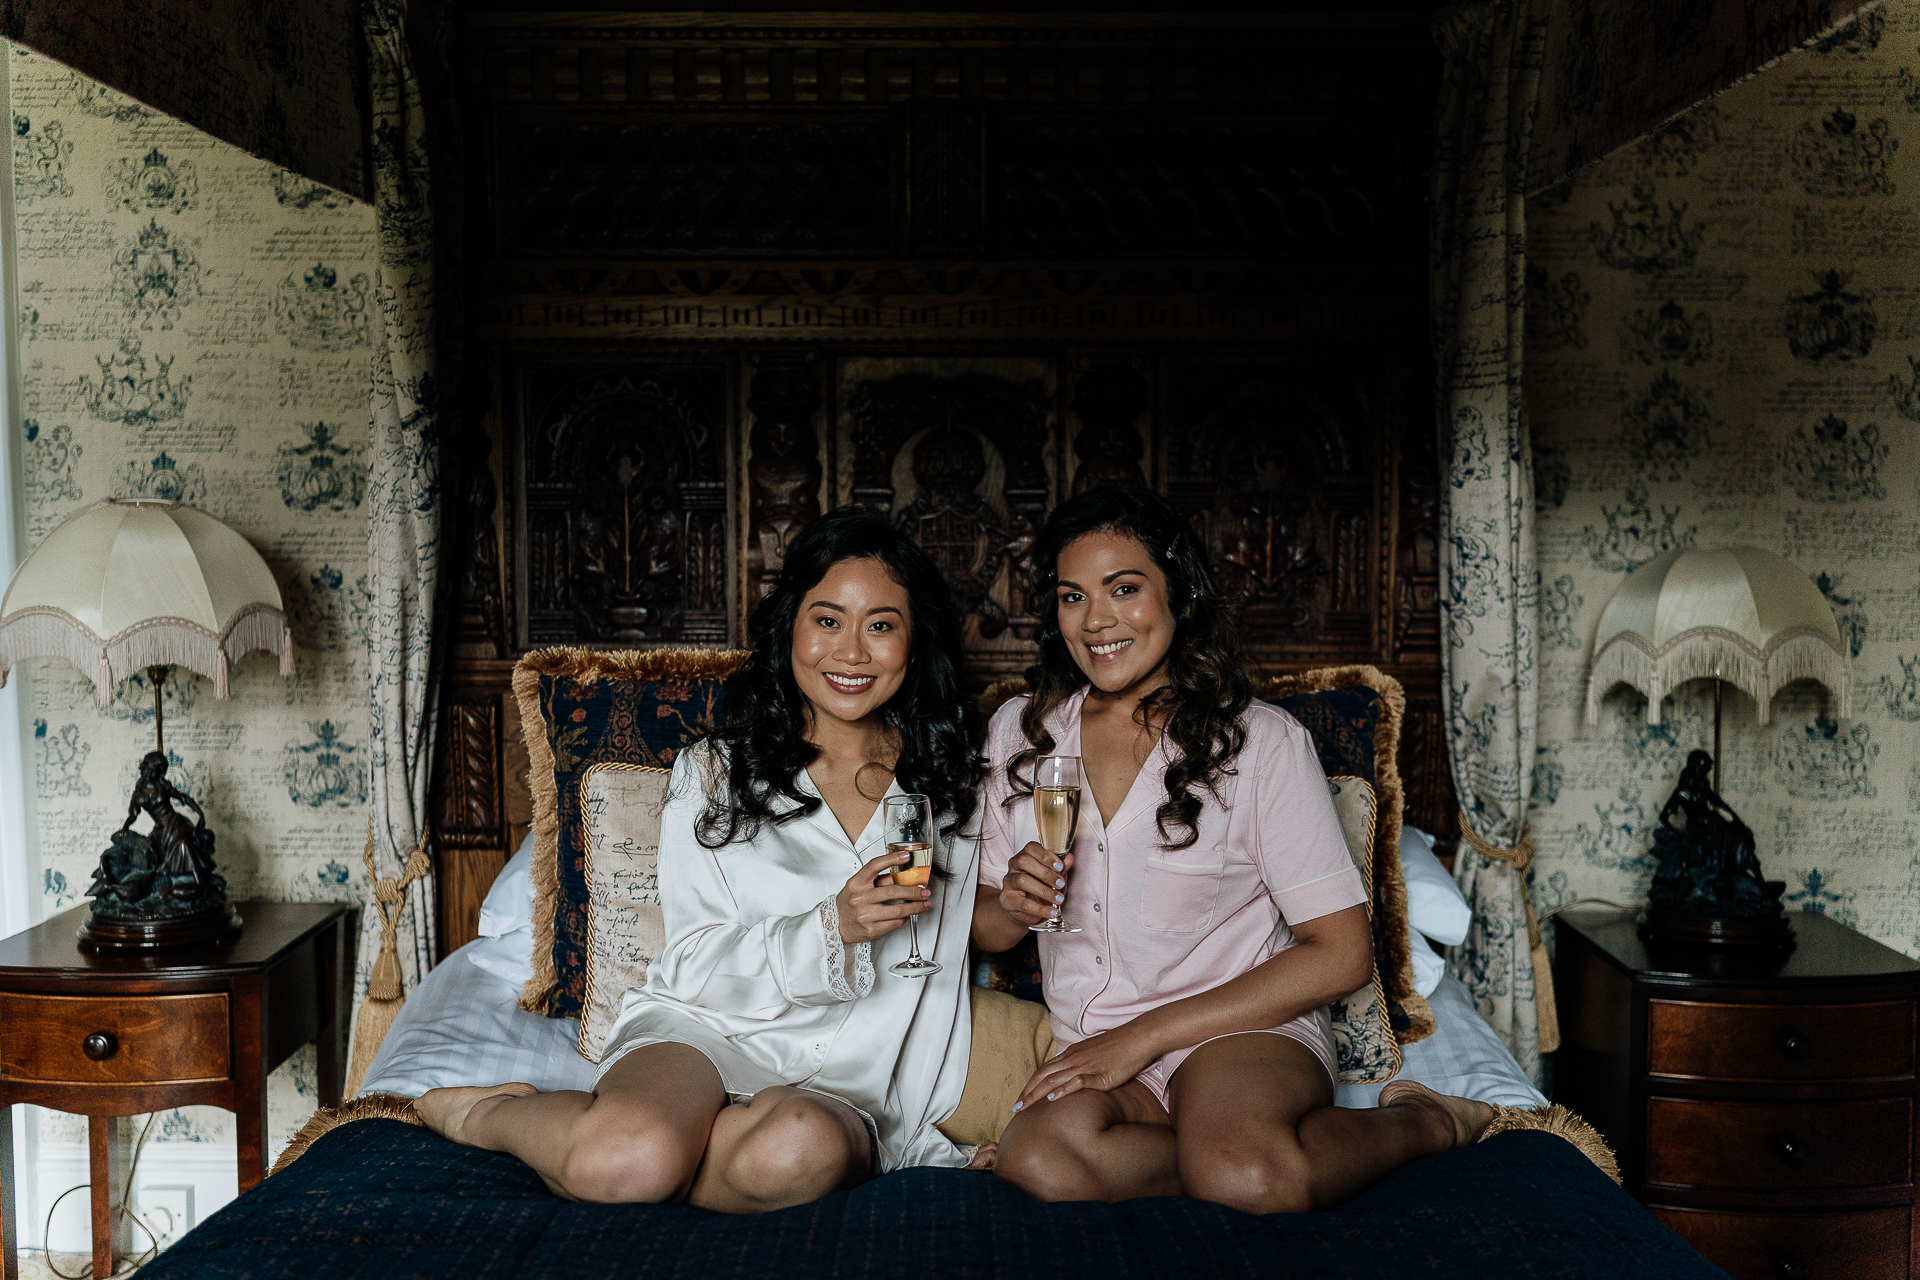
left=1006, top=486, right=1251, bottom=850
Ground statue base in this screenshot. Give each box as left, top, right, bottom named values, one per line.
left=1640, top=903, right=1795, bottom=950
left=78, top=903, right=244, bottom=950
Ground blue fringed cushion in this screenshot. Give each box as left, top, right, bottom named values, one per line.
left=512, top=647, right=748, bottom=1020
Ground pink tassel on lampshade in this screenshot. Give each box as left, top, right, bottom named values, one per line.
left=95, top=656, right=115, bottom=707
left=280, top=624, right=295, bottom=675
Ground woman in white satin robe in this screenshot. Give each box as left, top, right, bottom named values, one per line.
left=418, top=508, right=984, bottom=1211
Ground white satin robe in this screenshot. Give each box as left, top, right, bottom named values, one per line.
left=596, top=741, right=977, bottom=1172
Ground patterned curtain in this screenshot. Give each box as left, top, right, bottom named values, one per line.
left=1430, top=0, right=1558, bottom=1085
left=347, top=0, right=444, bottom=1093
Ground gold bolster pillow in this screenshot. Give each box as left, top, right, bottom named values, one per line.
left=937, top=986, right=1058, bottom=1148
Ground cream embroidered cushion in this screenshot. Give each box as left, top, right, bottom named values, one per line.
left=576, top=762, right=671, bottom=1061
left=1325, top=775, right=1401, bottom=1082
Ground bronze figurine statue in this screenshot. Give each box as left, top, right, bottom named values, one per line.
left=80, top=740, right=241, bottom=948
left=1645, top=749, right=1790, bottom=946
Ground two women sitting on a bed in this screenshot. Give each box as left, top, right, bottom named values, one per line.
left=418, top=488, right=1493, bottom=1213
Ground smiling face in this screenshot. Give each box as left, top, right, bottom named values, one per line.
left=1054, top=529, right=1178, bottom=698
left=790, top=555, right=914, bottom=729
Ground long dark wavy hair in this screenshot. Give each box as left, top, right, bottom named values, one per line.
left=1008, top=486, right=1252, bottom=850
left=695, top=506, right=982, bottom=850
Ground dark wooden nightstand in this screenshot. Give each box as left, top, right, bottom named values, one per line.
left=1553, top=908, right=1920, bottom=1280
left=0, top=901, right=352, bottom=1280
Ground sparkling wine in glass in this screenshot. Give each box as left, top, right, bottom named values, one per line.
left=1030, top=755, right=1083, bottom=934
left=886, top=793, right=941, bottom=977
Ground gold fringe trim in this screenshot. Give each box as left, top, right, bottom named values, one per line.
left=512, top=646, right=751, bottom=1014
left=269, top=1093, right=424, bottom=1176
left=344, top=824, right=433, bottom=1096
left=1257, top=664, right=1434, bottom=1046
left=1480, top=1103, right=1621, bottom=1184
left=1457, top=815, right=1561, bottom=1055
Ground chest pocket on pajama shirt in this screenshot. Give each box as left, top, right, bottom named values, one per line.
left=1139, top=853, right=1226, bottom=932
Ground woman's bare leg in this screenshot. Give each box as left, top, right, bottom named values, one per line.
left=418, top=1043, right=726, bottom=1203
left=1170, top=1034, right=1493, bottom=1215
left=416, top=1045, right=869, bottom=1211
left=993, top=1080, right=1179, bottom=1202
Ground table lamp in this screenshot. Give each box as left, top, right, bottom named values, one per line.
left=0, top=498, right=293, bottom=948
left=1586, top=545, right=1849, bottom=947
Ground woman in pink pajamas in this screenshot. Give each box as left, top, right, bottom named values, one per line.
left=972, top=486, right=1492, bottom=1214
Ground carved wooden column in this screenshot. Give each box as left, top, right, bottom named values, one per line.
left=744, top=351, right=824, bottom=606
left=432, top=693, right=506, bottom=955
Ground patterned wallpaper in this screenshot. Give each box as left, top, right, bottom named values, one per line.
left=1527, top=1, right=1920, bottom=960
left=10, top=47, right=374, bottom=1150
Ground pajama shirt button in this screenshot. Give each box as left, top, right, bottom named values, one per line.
left=1093, top=903, right=1101, bottom=912
left=1095, top=956, right=1103, bottom=964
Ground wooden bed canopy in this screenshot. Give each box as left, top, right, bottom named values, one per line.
left=429, top=6, right=1457, bottom=957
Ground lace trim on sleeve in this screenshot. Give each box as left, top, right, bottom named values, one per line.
left=817, top=897, right=875, bottom=1002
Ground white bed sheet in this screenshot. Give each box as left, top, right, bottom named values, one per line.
left=359, top=941, right=1547, bottom=1110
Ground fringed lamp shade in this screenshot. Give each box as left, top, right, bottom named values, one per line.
left=0, top=498, right=293, bottom=706
left=1586, top=545, right=1850, bottom=726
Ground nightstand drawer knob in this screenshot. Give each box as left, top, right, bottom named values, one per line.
left=1778, top=1031, right=1813, bottom=1062
left=1772, top=1135, right=1807, bottom=1168
left=82, top=1032, right=116, bottom=1061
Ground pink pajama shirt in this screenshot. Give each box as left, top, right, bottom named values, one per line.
left=978, top=690, right=1367, bottom=1110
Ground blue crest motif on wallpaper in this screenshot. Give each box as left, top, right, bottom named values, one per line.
left=270, top=167, right=350, bottom=211
left=1622, top=371, right=1716, bottom=480
left=1775, top=717, right=1877, bottom=799
left=77, top=339, right=191, bottom=425
left=60, top=76, right=153, bottom=123
left=103, top=668, right=198, bottom=726
left=1791, top=109, right=1897, bottom=198
left=1880, top=656, right=1920, bottom=721
left=285, top=720, right=368, bottom=808
left=1571, top=785, right=1653, bottom=874
left=283, top=564, right=370, bottom=653
left=112, top=220, right=204, bottom=330
left=1783, top=867, right=1859, bottom=927
left=13, top=114, right=72, bottom=201
left=117, top=451, right=206, bottom=505
left=273, top=263, right=370, bottom=352
left=1783, top=416, right=1887, bottom=501
left=1589, top=182, right=1706, bottom=273
left=1813, top=571, right=1867, bottom=658
left=1539, top=573, right=1583, bottom=649
left=1526, top=268, right=1589, bottom=352
left=1784, top=271, right=1876, bottom=363
left=1635, top=104, right=1721, bottom=178
left=34, top=720, right=90, bottom=798
left=24, top=421, right=81, bottom=503
left=105, top=147, right=196, bottom=215
left=1582, top=484, right=1694, bottom=571
left=42, top=868, right=77, bottom=910
left=1620, top=300, right=1712, bottom=366
left=1886, top=356, right=1920, bottom=420
left=277, top=423, right=366, bottom=512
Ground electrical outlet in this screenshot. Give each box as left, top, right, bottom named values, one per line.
left=135, top=1183, right=195, bottom=1249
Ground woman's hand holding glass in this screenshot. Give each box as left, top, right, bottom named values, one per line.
left=835, top=848, right=930, bottom=945
left=997, top=841, right=1075, bottom=928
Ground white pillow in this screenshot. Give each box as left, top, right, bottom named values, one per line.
left=466, top=924, right=534, bottom=990
left=476, top=832, right=536, bottom=938
left=1400, top=824, right=1471, bottom=947
left=1407, top=932, right=1445, bottom=997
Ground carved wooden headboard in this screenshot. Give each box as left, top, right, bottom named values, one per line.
left=430, top=8, right=1455, bottom=958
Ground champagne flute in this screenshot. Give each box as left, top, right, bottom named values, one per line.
left=886, top=793, right=941, bottom=978
left=1030, top=755, right=1083, bottom=934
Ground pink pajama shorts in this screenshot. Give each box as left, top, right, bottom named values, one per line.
left=1130, top=1005, right=1338, bottom=1112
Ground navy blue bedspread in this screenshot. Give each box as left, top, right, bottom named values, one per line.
left=143, top=1120, right=1723, bottom=1280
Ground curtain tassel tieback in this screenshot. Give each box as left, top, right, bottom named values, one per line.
left=344, top=822, right=432, bottom=1097
left=1457, top=812, right=1561, bottom=1056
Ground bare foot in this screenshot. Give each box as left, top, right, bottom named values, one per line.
left=1379, top=1080, right=1495, bottom=1150
left=417, top=1082, right=538, bottom=1145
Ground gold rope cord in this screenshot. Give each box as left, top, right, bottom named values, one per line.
left=1456, top=812, right=1561, bottom=1055
left=343, top=822, right=433, bottom=1097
